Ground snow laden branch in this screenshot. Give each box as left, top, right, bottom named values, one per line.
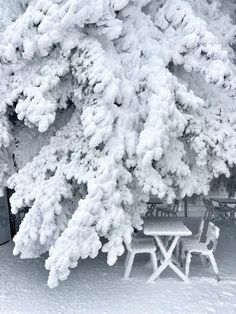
left=0, top=0, right=236, bottom=287
left=8, top=36, right=146, bottom=287
left=154, top=0, right=236, bottom=93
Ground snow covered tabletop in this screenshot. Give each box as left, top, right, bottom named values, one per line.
left=143, top=218, right=192, bottom=237
left=147, top=198, right=163, bottom=204
left=210, top=198, right=236, bottom=204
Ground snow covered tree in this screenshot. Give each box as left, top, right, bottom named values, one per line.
left=0, top=0, right=236, bottom=287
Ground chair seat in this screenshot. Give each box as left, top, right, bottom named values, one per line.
left=158, top=207, right=178, bottom=215
left=160, top=208, right=173, bottom=213
left=157, top=204, right=168, bottom=210
left=182, top=240, right=209, bottom=254
left=131, top=238, right=156, bottom=252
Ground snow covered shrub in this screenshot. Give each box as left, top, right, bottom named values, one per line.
left=0, top=0, right=236, bottom=287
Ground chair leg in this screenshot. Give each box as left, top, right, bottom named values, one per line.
left=185, top=252, right=192, bottom=277
left=124, top=252, right=135, bottom=279
left=124, top=252, right=130, bottom=269
left=150, top=252, right=157, bottom=272
left=208, top=253, right=220, bottom=281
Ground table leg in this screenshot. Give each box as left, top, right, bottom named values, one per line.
left=162, top=236, right=181, bottom=267
left=148, top=235, right=189, bottom=283
left=169, top=261, right=188, bottom=281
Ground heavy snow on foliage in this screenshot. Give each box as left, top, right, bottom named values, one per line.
left=0, top=0, right=236, bottom=287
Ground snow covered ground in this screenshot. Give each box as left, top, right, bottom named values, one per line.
left=1, top=218, right=236, bottom=314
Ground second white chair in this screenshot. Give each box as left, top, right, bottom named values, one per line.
left=176, top=218, right=205, bottom=262
left=181, top=222, right=220, bottom=281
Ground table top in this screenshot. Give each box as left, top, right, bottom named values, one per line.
left=147, top=199, right=163, bottom=205
left=143, top=218, right=192, bottom=236
left=210, top=197, right=236, bottom=204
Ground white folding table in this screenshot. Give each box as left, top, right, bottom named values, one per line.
left=143, top=218, right=192, bottom=282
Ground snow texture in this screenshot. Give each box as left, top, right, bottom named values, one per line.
left=0, top=0, right=235, bottom=287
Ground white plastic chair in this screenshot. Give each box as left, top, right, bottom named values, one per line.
left=182, top=222, right=220, bottom=281
left=124, top=237, right=157, bottom=279
left=176, top=218, right=205, bottom=261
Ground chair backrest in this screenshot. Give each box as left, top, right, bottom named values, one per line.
left=125, top=240, right=132, bottom=252
left=125, top=233, right=137, bottom=252
left=203, top=197, right=211, bottom=209
left=196, top=218, right=205, bottom=241
left=202, top=197, right=208, bottom=209
left=171, top=200, right=180, bottom=212
left=203, top=198, right=217, bottom=213
left=205, top=222, right=220, bottom=252
left=208, top=199, right=217, bottom=210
